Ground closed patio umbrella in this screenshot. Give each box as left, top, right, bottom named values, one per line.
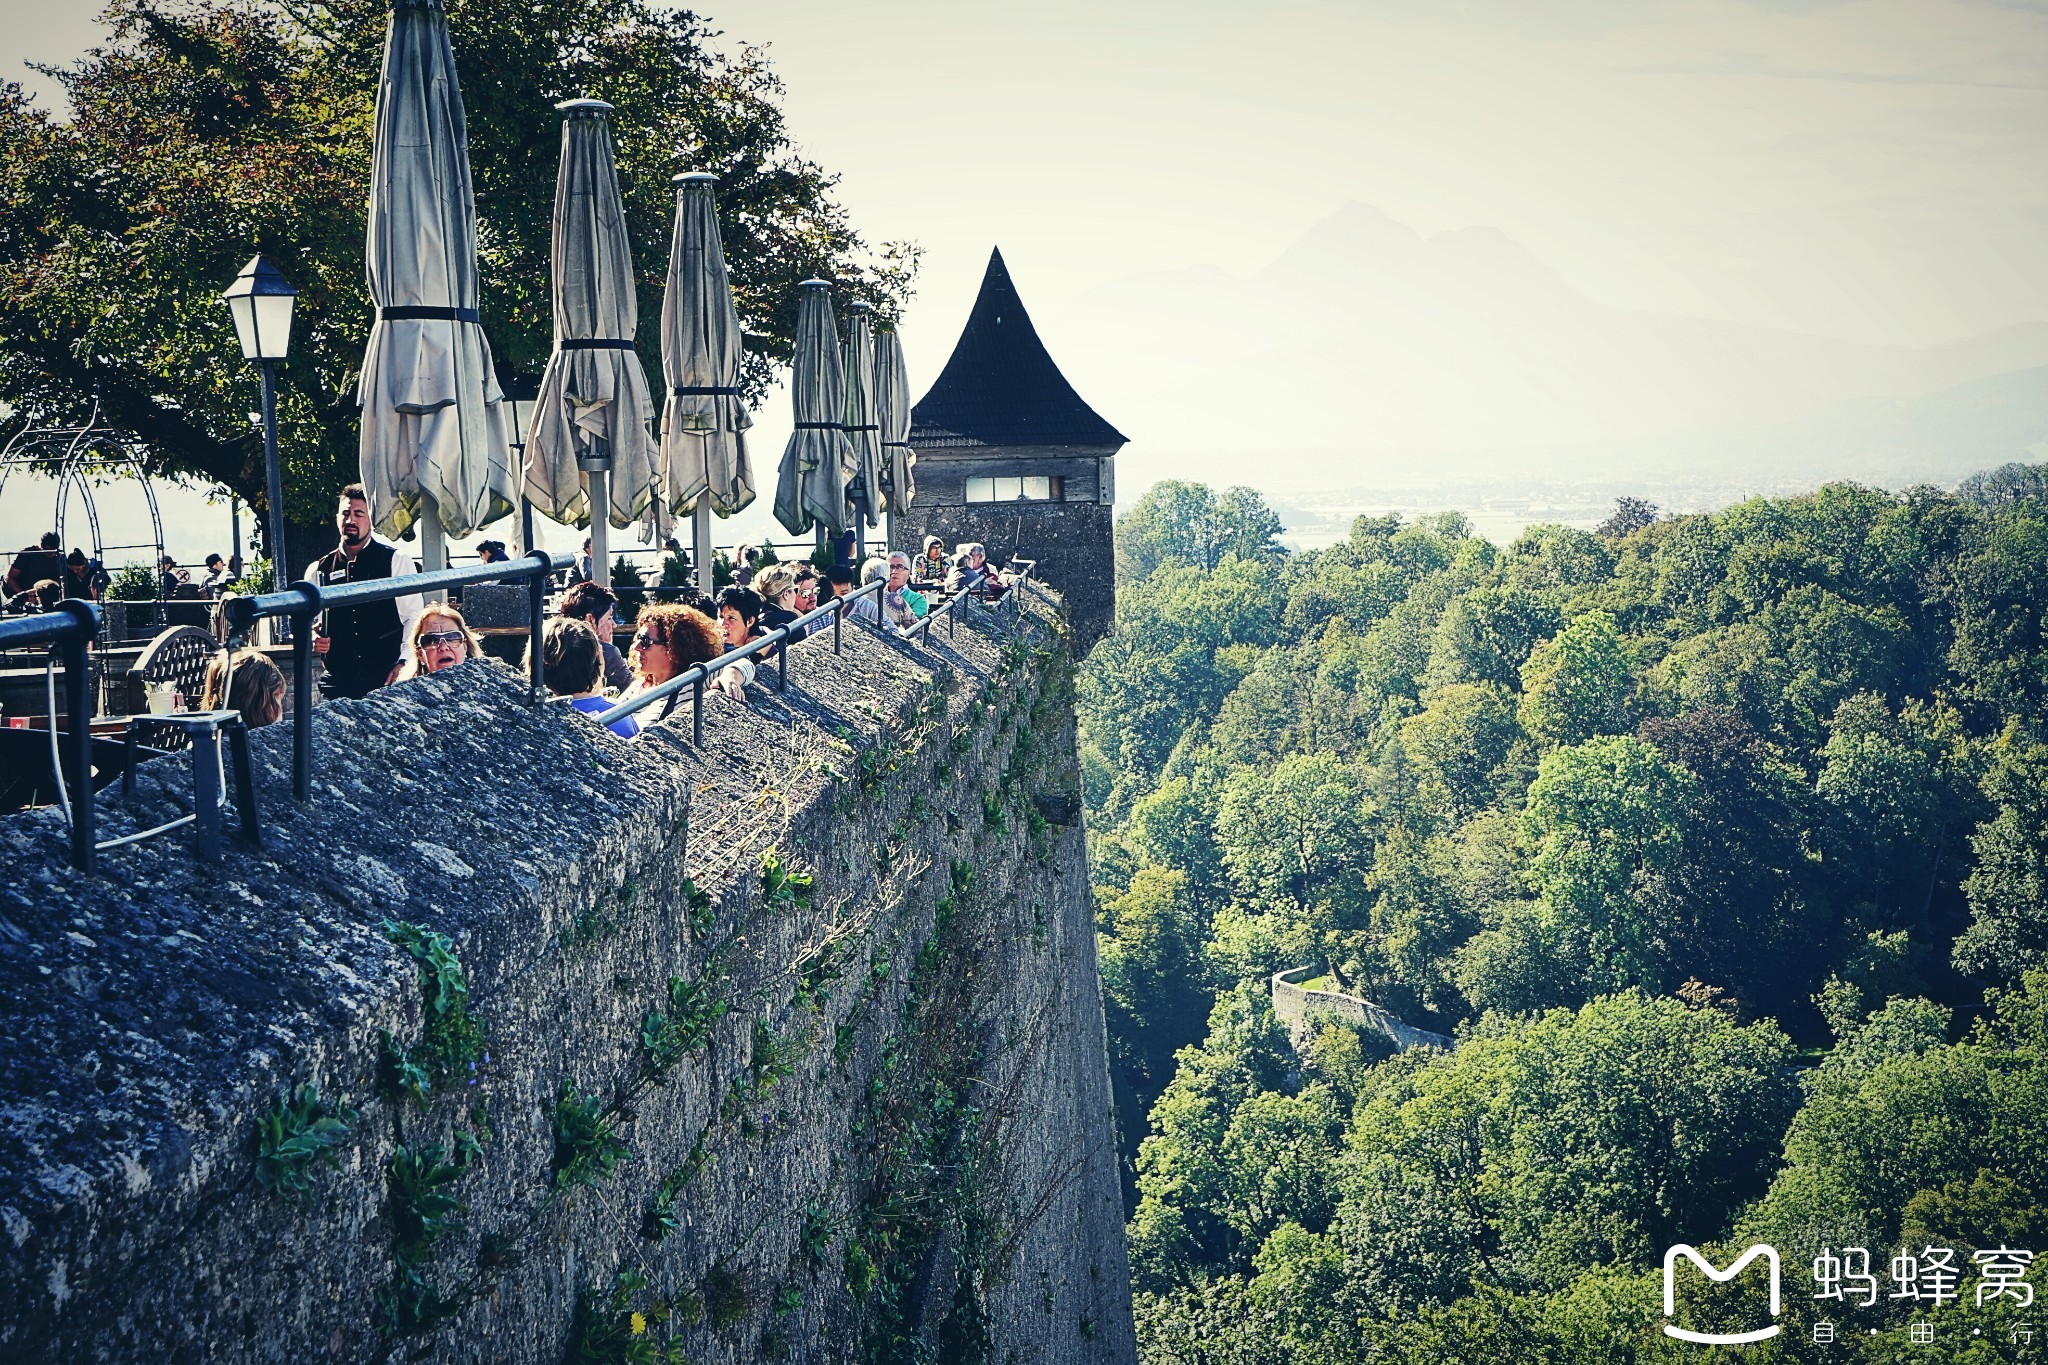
left=874, top=324, right=915, bottom=545
left=661, top=171, right=754, bottom=591
left=771, top=280, right=854, bottom=538
left=842, top=301, right=884, bottom=540
left=357, top=0, right=516, bottom=568
left=525, top=98, right=658, bottom=585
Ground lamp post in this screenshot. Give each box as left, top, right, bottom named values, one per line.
left=220, top=255, right=297, bottom=594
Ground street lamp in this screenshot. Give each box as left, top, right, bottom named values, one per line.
left=220, top=254, right=297, bottom=593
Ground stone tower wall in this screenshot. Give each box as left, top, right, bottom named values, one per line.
left=0, top=593, right=1134, bottom=1364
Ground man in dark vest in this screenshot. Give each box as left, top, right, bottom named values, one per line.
left=308, top=483, right=421, bottom=700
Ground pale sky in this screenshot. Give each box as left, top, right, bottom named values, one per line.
left=3, top=0, right=2044, bottom=556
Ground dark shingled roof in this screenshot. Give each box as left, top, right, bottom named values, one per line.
left=909, top=247, right=1126, bottom=450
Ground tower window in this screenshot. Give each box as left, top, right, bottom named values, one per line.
left=965, top=475, right=1063, bottom=503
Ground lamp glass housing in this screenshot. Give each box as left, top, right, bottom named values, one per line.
left=221, top=256, right=298, bottom=361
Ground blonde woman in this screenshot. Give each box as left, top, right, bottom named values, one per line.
left=754, top=563, right=803, bottom=634
left=390, top=603, right=487, bottom=683
left=200, top=648, right=287, bottom=728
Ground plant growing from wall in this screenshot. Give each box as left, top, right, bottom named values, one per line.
left=640, top=975, right=728, bottom=1075
left=569, top=1269, right=693, bottom=1364
left=379, top=919, right=486, bottom=1104
left=553, top=1083, right=630, bottom=1190
left=253, top=1082, right=355, bottom=1204
left=760, top=847, right=815, bottom=912
left=703, top=1261, right=754, bottom=1330
left=379, top=1142, right=467, bottom=1336
left=683, top=877, right=716, bottom=934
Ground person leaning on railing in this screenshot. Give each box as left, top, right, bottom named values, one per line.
left=621, top=602, right=723, bottom=721
left=880, top=551, right=926, bottom=630
left=530, top=616, right=640, bottom=739
left=754, top=564, right=801, bottom=635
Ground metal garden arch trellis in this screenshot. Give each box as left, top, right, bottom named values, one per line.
left=0, top=402, right=170, bottom=607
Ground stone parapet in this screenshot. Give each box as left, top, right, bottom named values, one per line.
left=1270, top=967, right=1453, bottom=1054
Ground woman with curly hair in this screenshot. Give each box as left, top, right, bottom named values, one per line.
left=621, top=601, right=724, bottom=722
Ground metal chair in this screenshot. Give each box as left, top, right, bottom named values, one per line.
left=123, top=626, right=225, bottom=745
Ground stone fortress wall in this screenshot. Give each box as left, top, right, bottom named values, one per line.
left=0, top=590, right=1135, bottom=1364
left=1269, top=967, right=1454, bottom=1054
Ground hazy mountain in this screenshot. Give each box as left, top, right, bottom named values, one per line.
left=1064, top=202, right=2048, bottom=464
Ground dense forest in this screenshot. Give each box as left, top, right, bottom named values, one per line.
left=1079, top=469, right=2048, bottom=1362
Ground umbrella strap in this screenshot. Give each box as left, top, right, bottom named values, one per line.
left=883, top=441, right=913, bottom=448
left=794, top=422, right=843, bottom=430
left=672, top=386, right=740, bottom=396
left=561, top=339, right=635, bottom=350
left=380, top=306, right=481, bottom=323
left=846, top=424, right=880, bottom=432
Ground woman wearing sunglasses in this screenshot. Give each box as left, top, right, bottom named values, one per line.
left=620, top=602, right=724, bottom=722
left=390, top=604, right=487, bottom=683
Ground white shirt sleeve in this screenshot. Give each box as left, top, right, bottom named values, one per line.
left=388, top=549, right=424, bottom=631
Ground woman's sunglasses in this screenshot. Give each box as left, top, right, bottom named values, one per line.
left=634, top=631, right=665, bottom=648
left=418, top=630, right=465, bottom=647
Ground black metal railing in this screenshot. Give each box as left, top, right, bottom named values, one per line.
left=223, top=551, right=569, bottom=801
left=1, top=600, right=102, bottom=869
left=592, top=580, right=886, bottom=742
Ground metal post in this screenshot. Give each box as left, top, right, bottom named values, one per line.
left=692, top=675, right=704, bottom=747
left=259, top=360, right=287, bottom=595
left=589, top=466, right=611, bottom=593
left=693, top=501, right=714, bottom=594
left=192, top=720, right=222, bottom=864
left=834, top=599, right=843, bottom=654
left=292, top=606, right=314, bottom=801
left=521, top=496, right=536, bottom=559
left=227, top=719, right=261, bottom=847
left=777, top=632, right=788, bottom=692
left=60, top=603, right=95, bottom=871
left=525, top=552, right=547, bottom=704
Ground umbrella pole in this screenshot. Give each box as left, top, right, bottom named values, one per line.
left=693, top=501, right=713, bottom=593
left=590, top=469, right=611, bottom=590
left=419, top=497, right=448, bottom=604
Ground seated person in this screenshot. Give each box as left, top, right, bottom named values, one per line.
left=391, top=604, right=487, bottom=682
left=754, top=564, right=802, bottom=634
left=880, top=551, right=927, bottom=630
left=945, top=542, right=1007, bottom=600
left=475, top=540, right=511, bottom=565
left=529, top=616, right=639, bottom=738
left=711, top=585, right=766, bottom=699
left=201, top=648, right=287, bottom=728
left=558, top=581, right=634, bottom=693
left=847, top=559, right=886, bottom=624
left=197, top=554, right=233, bottom=595
left=914, top=535, right=947, bottom=588
left=622, top=602, right=724, bottom=721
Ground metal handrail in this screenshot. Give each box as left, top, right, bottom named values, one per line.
left=223, top=551, right=570, bottom=801
left=1, top=600, right=102, bottom=868
left=592, top=579, right=885, bottom=742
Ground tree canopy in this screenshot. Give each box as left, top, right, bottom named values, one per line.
left=1087, top=470, right=2048, bottom=1363
left=0, top=0, right=914, bottom=561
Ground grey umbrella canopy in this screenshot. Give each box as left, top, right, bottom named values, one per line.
left=772, top=281, right=855, bottom=537
left=874, top=325, right=915, bottom=517
left=841, top=302, right=884, bottom=531
left=525, top=99, right=658, bottom=539
left=661, top=173, right=755, bottom=519
left=357, top=0, right=516, bottom=549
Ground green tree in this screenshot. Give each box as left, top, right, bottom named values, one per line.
left=1517, top=611, right=1632, bottom=749
left=0, top=0, right=912, bottom=562
left=1116, top=480, right=1285, bottom=581
left=1216, top=754, right=1374, bottom=915
left=1954, top=730, right=2048, bottom=982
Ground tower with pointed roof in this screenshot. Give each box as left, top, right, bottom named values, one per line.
left=902, top=247, right=1124, bottom=650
